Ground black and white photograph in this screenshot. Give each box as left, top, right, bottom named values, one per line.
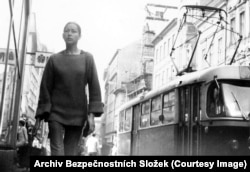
left=0, top=0, right=250, bottom=171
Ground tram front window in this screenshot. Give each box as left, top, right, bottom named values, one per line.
left=222, top=83, right=250, bottom=119
left=207, top=81, right=250, bottom=119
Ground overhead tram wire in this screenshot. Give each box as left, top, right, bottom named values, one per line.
left=203, top=18, right=221, bottom=67
left=173, top=23, right=220, bottom=50
left=169, top=5, right=242, bottom=76
left=182, top=5, right=228, bottom=18
left=188, top=14, right=241, bottom=36
left=168, top=12, right=187, bottom=74
left=173, top=20, right=221, bottom=51
left=188, top=13, right=243, bottom=65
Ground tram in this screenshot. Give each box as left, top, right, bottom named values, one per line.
left=117, top=65, right=250, bottom=155
left=117, top=5, right=250, bottom=156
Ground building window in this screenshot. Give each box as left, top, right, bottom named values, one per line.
left=155, top=49, right=158, bottom=63
left=160, top=45, right=162, bottom=61
left=230, top=17, right=236, bottom=44
left=170, top=66, right=174, bottom=80
left=172, top=34, right=175, bottom=47
left=239, top=11, right=245, bottom=38
left=168, top=38, right=171, bottom=56
left=158, top=73, right=161, bottom=87
left=166, top=68, right=169, bottom=81
left=208, top=44, right=213, bottom=66
left=156, top=74, right=160, bottom=89
left=202, top=48, right=206, bottom=67
left=218, top=37, right=223, bottom=64
left=162, top=70, right=165, bottom=85
left=109, top=76, right=117, bottom=93
left=163, top=42, right=166, bottom=59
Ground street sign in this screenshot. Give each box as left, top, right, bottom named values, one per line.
left=34, top=52, right=52, bottom=68
left=0, top=48, right=16, bottom=65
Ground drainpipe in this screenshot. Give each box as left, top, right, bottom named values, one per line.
left=225, top=0, right=228, bottom=64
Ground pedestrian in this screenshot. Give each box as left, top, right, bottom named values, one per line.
left=85, top=133, right=100, bottom=156
left=32, top=21, right=103, bottom=156
left=17, top=119, right=28, bottom=148
left=26, top=119, right=33, bottom=145
left=16, top=118, right=29, bottom=169
left=110, top=143, right=117, bottom=156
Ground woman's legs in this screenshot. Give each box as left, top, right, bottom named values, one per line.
left=48, top=121, right=64, bottom=155
left=64, top=125, right=83, bottom=155
left=49, top=120, right=83, bottom=155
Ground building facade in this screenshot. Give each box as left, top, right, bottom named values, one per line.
left=152, top=17, right=198, bottom=90
left=226, top=0, right=250, bottom=65
left=152, top=18, right=178, bottom=90
left=193, top=0, right=250, bottom=68
left=102, top=41, right=142, bottom=154
left=102, top=3, right=179, bottom=154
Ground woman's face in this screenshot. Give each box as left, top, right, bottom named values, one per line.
left=63, top=23, right=81, bottom=45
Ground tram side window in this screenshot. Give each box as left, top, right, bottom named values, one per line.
left=119, top=111, right=125, bottom=132
left=163, top=91, right=175, bottom=124
left=150, top=96, right=162, bottom=126
left=140, top=101, right=150, bottom=128
left=124, top=108, right=132, bottom=132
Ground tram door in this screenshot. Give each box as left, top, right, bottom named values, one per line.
left=179, top=84, right=200, bottom=155
left=131, top=104, right=140, bottom=155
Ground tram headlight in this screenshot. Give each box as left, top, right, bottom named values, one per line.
left=229, top=139, right=239, bottom=150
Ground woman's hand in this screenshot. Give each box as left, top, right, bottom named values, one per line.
left=32, top=118, right=41, bottom=137
left=88, top=113, right=95, bottom=134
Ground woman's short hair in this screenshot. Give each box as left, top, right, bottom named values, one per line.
left=64, top=22, right=81, bottom=35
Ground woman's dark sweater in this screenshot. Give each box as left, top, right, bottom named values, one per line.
left=35, top=50, right=103, bottom=126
